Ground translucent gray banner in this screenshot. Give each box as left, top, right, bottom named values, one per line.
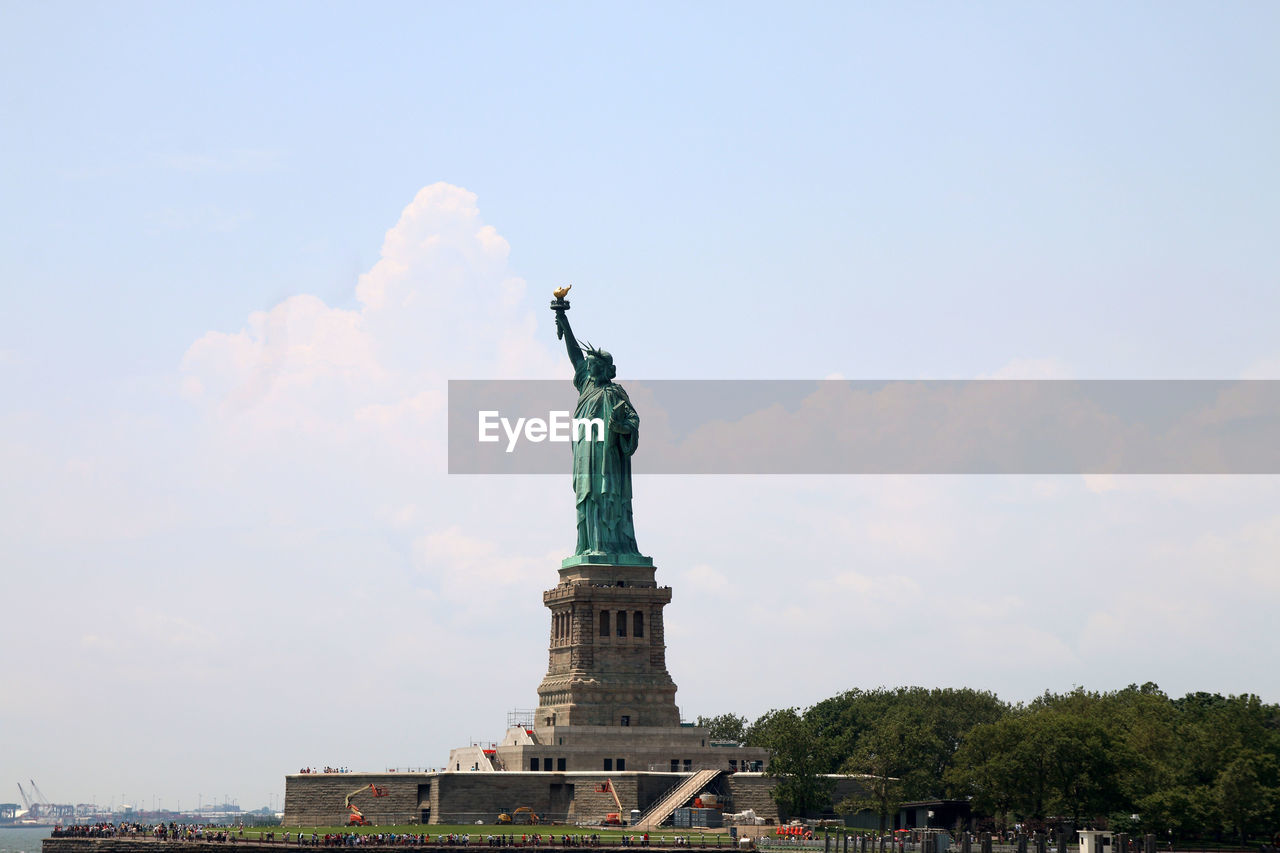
left=447, top=380, right=1280, bottom=474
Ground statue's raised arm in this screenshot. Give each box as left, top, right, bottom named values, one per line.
left=551, top=285, right=582, bottom=369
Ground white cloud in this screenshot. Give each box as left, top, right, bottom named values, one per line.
left=181, top=182, right=559, bottom=454
left=183, top=293, right=383, bottom=422
left=1082, top=473, right=1120, bottom=493
left=831, top=569, right=921, bottom=598
left=1241, top=356, right=1280, bottom=379
left=979, top=357, right=1075, bottom=379
left=165, top=182, right=570, bottom=711
left=683, top=563, right=731, bottom=593
left=414, top=526, right=554, bottom=595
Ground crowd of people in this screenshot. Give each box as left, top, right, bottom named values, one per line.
left=298, top=767, right=351, bottom=774
left=50, top=825, right=732, bottom=848
left=291, top=833, right=634, bottom=847
left=51, top=824, right=139, bottom=838
left=51, top=823, right=240, bottom=841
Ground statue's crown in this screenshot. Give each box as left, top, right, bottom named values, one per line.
left=581, top=341, right=612, bottom=363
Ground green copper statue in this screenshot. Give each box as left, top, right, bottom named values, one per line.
left=551, top=286, right=646, bottom=562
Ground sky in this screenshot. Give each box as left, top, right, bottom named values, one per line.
left=2, top=0, right=1280, bottom=814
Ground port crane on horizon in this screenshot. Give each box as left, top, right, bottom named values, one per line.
left=29, top=781, right=53, bottom=808
left=14, top=779, right=72, bottom=821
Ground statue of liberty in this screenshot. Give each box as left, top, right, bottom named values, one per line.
left=551, top=286, right=646, bottom=562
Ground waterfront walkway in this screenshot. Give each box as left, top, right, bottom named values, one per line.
left=45, top=829, right=755, bottom=851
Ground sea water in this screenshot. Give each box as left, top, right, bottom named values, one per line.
left=0, top=827, right=52, bottom=853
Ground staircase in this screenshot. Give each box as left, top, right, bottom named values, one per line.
left=634, top=768, right=722, bottom=830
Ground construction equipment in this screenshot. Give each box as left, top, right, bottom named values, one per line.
left=498, top=806, right=542, bottom=826
left=344, top=784, right=387, bottom=805
left=344, top=784, right=387, bottom=826
left=15, top=783, right=43, bottom=819
left=596, top=779, right=623, bottom=825
left=29, top=781, right=52, bottom=808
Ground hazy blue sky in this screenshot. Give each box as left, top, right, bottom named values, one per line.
left=2, top=1, right=1279, bottom=812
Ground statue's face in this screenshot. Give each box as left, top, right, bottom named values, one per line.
left=586, top=354, right=613, bottom=382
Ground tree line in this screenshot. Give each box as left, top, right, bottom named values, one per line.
left=697, top=684, right=1280, bottom=843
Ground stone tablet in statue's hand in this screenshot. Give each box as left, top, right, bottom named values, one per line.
left=611, top=398, right=637, bottom=431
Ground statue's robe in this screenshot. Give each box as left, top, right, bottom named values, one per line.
left=571, top=359, right=641, bottom=556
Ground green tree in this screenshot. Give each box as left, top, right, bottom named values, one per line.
left=1170, top=692, right=1280, bottom=839
left=805, top=686, right=1008, bottom=788
left=1128, top=786, right=1201, bottom=839
left=949, top=708, right=1118, bottom=823
left=1039, top=711, right=1120, bottom=822
left=947, top=715, right=1026, bottom=830
left=747, top=708, right=836, bottom=818
left=1100, top=684, right=1178, bottom=814
left=1214, top=751, right=1278, bottom=844
left=838, top=714, right=922, bottom=831
left=696, top=713, right=748, bottom=742
left=733, top=684, right=1280, bottom=840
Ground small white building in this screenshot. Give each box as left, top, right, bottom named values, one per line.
left=1078, top=830, right=1114, bottom=853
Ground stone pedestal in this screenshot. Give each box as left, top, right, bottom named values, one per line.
left=483, top=553, right=769, bottom=775
left=534, top=556, right=681, bottom=736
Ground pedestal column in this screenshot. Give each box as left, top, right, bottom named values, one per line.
left=535, top=558, right=681, bottom=733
